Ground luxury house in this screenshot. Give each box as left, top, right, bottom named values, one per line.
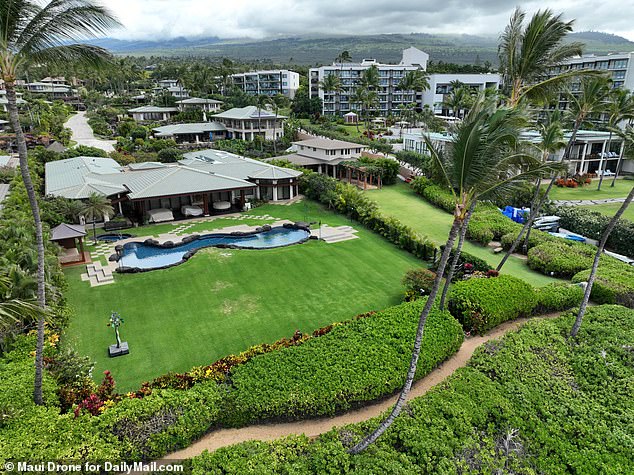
left=44, top=151, right=302, bottom=223
left=176, top=97, right=223, bottom=113
left=152, top=122, right=228, bottom=143
left=24, top=81, right=74, bottom=99
left=403, top=129, right=631, bottom=175
left=212, top=106, right=286, bottom=140
left=128, top=105, right=179, bottom=122
left=273, top=138, right=368, bottom=176
left=231, top=70, right=300, bottom=98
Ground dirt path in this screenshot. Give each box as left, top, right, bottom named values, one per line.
left=162, top=313, right=559, bottom=461
left=65, top=111, right=116, bottom=152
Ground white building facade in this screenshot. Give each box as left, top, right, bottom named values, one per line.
left=231, top=70, right=300, bottom=98
left=309, top=47, right=429, bottom=116
left=423, top=73, right=501, bottom=116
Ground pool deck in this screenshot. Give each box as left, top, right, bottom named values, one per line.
left=81, top=218, right=361, bottom=287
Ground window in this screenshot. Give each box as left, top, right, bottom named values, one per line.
left=613, top=70, right=626, bottom=80
left=610, top=59, right=628, bottom=69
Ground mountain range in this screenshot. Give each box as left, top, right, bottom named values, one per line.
left=90, top=31, right=634, bottom=66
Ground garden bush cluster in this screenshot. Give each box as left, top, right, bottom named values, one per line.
left=191, top=305, right=634, bottom=474
left=301, top=173, right=437, bottom=260
left=555, top=205, right=634, bottom=258
left=572, top=265, right=634, bottom=308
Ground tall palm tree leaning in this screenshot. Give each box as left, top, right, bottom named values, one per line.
left=498, top=76, right=611, bottom=272
left=318, top=73, right=343, bottom=117
left=0, top=0, right=119, bottom=405
left=349, top=97, right=557, bottom=454
left=597, top=89, right=634, bottom=190
left=81, top=193, right=114, bottom=244
left=612, top=125, right=634, bottom=186
left=497, top=114, right=566, bottom=269
left=570, top=185, right=634, bottom=338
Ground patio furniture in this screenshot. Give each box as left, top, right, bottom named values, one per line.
left=181, top=205, right=204, bottom=217
left=147, top=208, right=174, bottom=223
left=212, top=201, right=231, bottom=211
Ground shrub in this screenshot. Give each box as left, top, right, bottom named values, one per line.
left=527, top=241, right=597, bottom=278
left=431, top=247, right=491, bottom=281
left=402, top=268, right=436, bottom=300
left=157, top=147, right=182, bottom=163
left=555, top=206, right=634, bottom=259
left=448, top=275, right=536, bottom=334
left=225, top=300, right=463, bottom=425
left=500, top=228, right=555, bottom=252
left=534, top=283, right=584, bottom=314
left=467, top=206, right=522, bottom=245
left=410, top=177, right=455, bottom=213
left=572, top=264, right=634, bottom=308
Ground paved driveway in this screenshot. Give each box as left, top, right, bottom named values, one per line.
left=65, top=111, right=116, bottom=152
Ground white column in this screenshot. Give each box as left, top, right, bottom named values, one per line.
left=256, top=186, right=261, bottom=200
left=579, top=143, right=588, bottom=174
left=289, top=183, right=294, bottom=199
left=318, top=164, right=322, bottom=174
left=272, top=186, right=278, bottom=201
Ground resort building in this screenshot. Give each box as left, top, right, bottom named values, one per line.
left=309, top=47, right=429, bottom=116
left=403, top=129, right=630, bottom=175
left=157, top=79, right=179, bottom=88
left=128, top=105, right=179, bottom=122
left=0, top=90, right=26, bottom=111
left=152, top=122, right=228, bottom=143
left=274, top=137, right=368, bottom=176
left=176, top=97, right=223, bottom=113
left=212, top=106, right=286, bottom=141
left=24, top=81, right=73, bottom=98
left=153, top=79, right=189, bottom=99
left=552, top=52, right=634, bottom=92
left=422, top=73, right=502, bottom=116
left=231, top=70, right=300, bottom=98
left=44, top=152, right=302, bottom=223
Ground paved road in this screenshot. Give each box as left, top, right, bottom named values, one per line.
left=65, top=111, right=116, bottom=153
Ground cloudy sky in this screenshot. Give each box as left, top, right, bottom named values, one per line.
left=105, top=0, right=634, bottom=41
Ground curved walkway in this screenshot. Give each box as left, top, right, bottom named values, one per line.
left=162, top=312, right=560, bottom=461
left=65, top=111, right=116, bottom=152
left=553, top=197, right=626, bottom=206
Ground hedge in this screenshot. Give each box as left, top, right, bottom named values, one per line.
left=534, top=282, right=584, bottom=314
left=431, top=247, right=492, bottom=282
left=527, top=241, right=621, bottom=278
left=191, top=306, right=634, bottom=474
left=410, top=176, right=455, bottom=213
left=225, top=300, right=464, bottom=425
left=572, top=264, right=634, bottom=308
left=448, top=275, right=536, bottom=334
left=301, top=173, right=437, bottom=260
left=556, top=205, right=634, bottom=259
left=466, top=206, right=522, bottom=245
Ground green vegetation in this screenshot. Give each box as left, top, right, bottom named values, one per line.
left=64, top=202, right=423, bottom=390
left=546, top=178, right=633, bottom=201
left=367, top=182, right=557, bottom=286
left=572, top=265, right=634, bottom=307
left=579, top=202, right=634, bottom=222
left=191, top=305, right=634, bottom=474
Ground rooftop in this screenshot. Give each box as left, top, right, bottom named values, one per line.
left=293, top=137, right=367, bottom=150
left=128, top=105, right=179, bottom=113
left=152, top=122, right=227, bottom=137
left=176, top=97, right=223, bottom=105
left=213, top=106, right=286, bottom=120
left=50, top=223, right=86, bottom=241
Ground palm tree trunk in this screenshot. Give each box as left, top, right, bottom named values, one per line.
left=570, top=186, right=634, bottom=338
left=349, top=216, right=462, bottom=454
left=610, top=145, right=625, bottom=188
left=439, top=201, right=476, bottom=310
left=597, top=131, right=612, bottom=191
left=6, top=83, right=46, bottom=406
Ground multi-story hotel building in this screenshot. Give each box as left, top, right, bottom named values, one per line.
left=231, top=70, right=300, bottom=98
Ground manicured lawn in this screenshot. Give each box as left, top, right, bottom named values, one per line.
left=578, top=202, right=634, bottom=222
left=366, top=182, right=559, bottom=287
left=546, top=178, right=633, bottom=201
left=63, top=201, right=423, bottom=391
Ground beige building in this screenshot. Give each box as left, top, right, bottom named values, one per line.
left=276, top=138, right=368, bottom=176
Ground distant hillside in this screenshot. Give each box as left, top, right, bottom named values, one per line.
left=93, top=31, right=634, bottom=65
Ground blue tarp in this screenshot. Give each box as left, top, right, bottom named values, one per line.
left=501, top=206, right=528, bottom=224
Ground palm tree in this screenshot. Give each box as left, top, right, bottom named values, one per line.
left=349, top=98, right=557, bottom=454
left=497, top=116, right=566, bottom=271
left=442, top=87, right=472, bottom=118
left=266, top=95, right=281, bottom=155
left=319, top=73, right=343, bottom=117
left=498, top=8, right=589, bottom=107
left=350, top=87, right=367, bottom=133
left=216, top=58, right=235, bottom=95
left=81, top=193, right=114, bottom=244
left=362, top=89, right=379, bottom=133
left=255, top=94, right=270, bottom=152
left=360, top=64, right=380, bottom=91
left=597, top=89, right=634, bottom=190
left=396, top=70, right=430, bottom=111
left=335, top=51, right=352, bottom=115
left=0, top=0, right=119, bottom=405
left=612, top=125, right=634, bottom=186
left=570, top=185, right=634, bottom=338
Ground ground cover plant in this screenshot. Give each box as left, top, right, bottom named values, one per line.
left=190, top=305, right=634, bottom=474
left=63, top=201, right=424, bottom=390
left=545, top=178, right=633, bottom=201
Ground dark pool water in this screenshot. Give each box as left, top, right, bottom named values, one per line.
left=119, top=227, right=310, bottom=270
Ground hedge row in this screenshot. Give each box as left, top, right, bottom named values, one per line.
left=527, top=241, right=623, bottom=279
left=410, top=176, right=456, bottom=213
left=191, top=305, right=634, bottom=474
left=448, top=275, right=584, bottom=334
left=556, top=205, right=634, bottom=258
left=301, top=173, right=438, bottom=260
left=0, top=301, right=463, bottom=463
left=225, top=300, right=464, bottom=425
left=572, top=265, right=634, bottom=308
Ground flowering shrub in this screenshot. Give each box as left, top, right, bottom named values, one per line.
left=74, top=371, right=116, bottom=417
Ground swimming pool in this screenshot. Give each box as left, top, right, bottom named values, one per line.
left=117, top=226, right=311, bottom=271
left=97, top=233, right=133, bottom=242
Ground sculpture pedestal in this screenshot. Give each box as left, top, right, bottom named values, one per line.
left=108, top=341, right=129, bottom=357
